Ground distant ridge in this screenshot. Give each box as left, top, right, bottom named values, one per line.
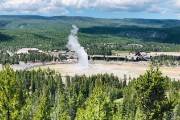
left=0, top=15, right=179, bottom=21
left=1, top=15, right=180, bottom=28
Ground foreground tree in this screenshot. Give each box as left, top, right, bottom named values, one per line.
left=135, top=67, right=174, bottom=120
left=34, top=84, right=51, bottom=120
left=0, top=64, right=22, bottom=119
left=75, top=81, right=114, bottom=120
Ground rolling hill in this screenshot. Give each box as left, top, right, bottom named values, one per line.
left=0, top=15, right=180, bottom=53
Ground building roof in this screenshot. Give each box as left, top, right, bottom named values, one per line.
left=127, top=44, right=143, bottom=48
left=59, top=51, right=67, bottom=54
left=17, top=48, right=39, bottom=54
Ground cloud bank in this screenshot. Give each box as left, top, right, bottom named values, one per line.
left=0, top=0, right=179, bottom=16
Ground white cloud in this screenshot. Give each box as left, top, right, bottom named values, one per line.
left=0, top=0, right=67, bottom=15
left=147, top=5, right=167, bottom=14
left=93, top=0, right=170, bottom=13
left=60, top=0, right=89, bottom=8
left=0, top=0, right=178, bottom=16
left=170, top=0, right=180, bottom=17
left=175, top=0, right=180, bottom=6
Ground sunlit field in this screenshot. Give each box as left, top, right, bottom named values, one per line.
left=32, top=61, right=180, bottom=80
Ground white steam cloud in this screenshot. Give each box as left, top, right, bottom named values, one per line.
left=67, top=25, right=89, bottom=68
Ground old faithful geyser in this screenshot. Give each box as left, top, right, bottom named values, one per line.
left=67, top=25, right=89, bottom=68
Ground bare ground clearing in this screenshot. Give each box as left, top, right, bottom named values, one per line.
left=32, top=61, right=180, bottom=80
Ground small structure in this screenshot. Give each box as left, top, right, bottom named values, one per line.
left=59, top=51, right=67, bottom=55
left=90, top=55, right=126, bottom=61
left=127, top=44, right=143, bottom=48
left=134, top=51, right=150, bottom=61
left=6, top=50, right=14, bottom=56
left=50, top=51, right=78, bottom=62
left=65, top=51, right=78, bottom=59
left=17, top=48, right=40, bottom=54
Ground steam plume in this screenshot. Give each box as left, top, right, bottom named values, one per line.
left=67, top=25, right=89, bottom=68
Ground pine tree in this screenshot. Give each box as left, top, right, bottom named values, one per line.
left=34, top=84, right=51, bottom=120
left=75, top=80, right=114, bottom=120
left=135, top=66, right=174, bottom=120
left=59, top=91, right=70, bottom=120
left=0, top=64, right=22, bottom=119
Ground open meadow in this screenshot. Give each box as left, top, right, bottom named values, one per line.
left=32, top=61, right=180, bottom=80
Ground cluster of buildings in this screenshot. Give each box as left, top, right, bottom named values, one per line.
left=90, top=51, right=150, bottom=61
left=16, top=48, right=79, bottom=63
left=16, top=48, right=180, bottom=64
left=50, top=51, right=78, bottom=63
left=16, top=48, right=150, bottom=62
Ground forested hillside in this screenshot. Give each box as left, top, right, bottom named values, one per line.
left=0, top=15, right=180, bottom=54
left=0, top=64, right=180, bottom=119
left=0, top=16, right=180, bottom=119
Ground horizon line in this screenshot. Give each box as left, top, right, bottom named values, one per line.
left=0, top=14, right=179, bottom=20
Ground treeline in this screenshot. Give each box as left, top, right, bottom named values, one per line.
left=0, top=52, right=61, bottom=65
left=151, top=55, right=180, bottom=66
left=0, top=64, right=180, bottom=119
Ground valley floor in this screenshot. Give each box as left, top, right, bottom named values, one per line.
left=31, top=61, right=180, bottom=80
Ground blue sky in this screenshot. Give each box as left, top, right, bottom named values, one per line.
left=68, top=9, right=178, bottom=19
left=0, top=0, right=180, bottom=19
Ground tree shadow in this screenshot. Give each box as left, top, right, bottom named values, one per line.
left=0, top=32, right=13, bottom=42
left=31, top=33, right=52, bottom=40
left=79, top=26, right=180, bottom=44
left=0, top=20, right=11, bottom=28
left=79, top=26, right=152, bottom=35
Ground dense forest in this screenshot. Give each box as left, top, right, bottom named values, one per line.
left=0, top=15, right=180, bottom=55
left=0, top=64, right=180, bottom=120
left=0, top=16, right=180, bottom=120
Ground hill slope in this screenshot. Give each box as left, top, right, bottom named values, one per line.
left=0, top=15, right=180, bottom=53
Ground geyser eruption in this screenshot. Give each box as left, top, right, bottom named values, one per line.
left=67, top=25, right=89, bottom=68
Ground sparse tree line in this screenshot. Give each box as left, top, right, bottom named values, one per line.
left=1, top=49, right=180, bottom=66
left=151, top=55, right=180, bottom=66
left=0, top=51, right=66, bottom=65
left=0, top=64, right=180, bottom=120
